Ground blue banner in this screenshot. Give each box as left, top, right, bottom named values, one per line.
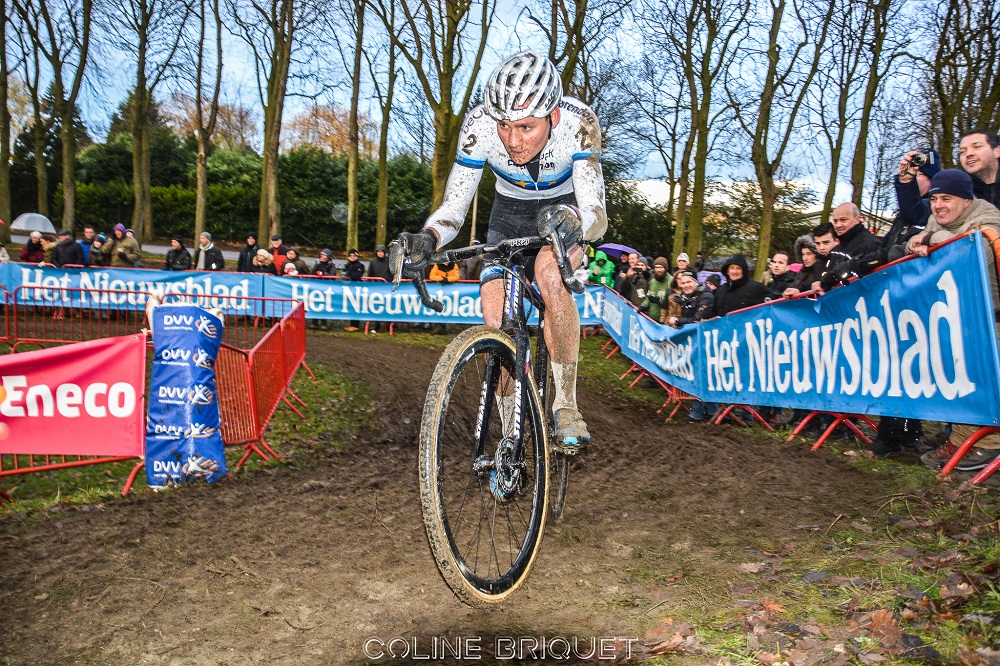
left=0, top=263, right=605, bottom=324
left=264, top=276, right=606, bottom=325
left=145, top=304, right=227, bottom=488
left=602, top=233, right=1000, bottom=426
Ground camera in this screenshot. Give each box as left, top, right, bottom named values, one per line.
left=910, top=151, right=933, bottom=168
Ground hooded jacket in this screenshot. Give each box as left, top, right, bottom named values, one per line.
left=589, top=250, right=615, bottom=286
left=368, top=251, right=393, bottom=281
left=713, top=254, right=770, bottom=316
left=104, top=224, right=141, bottom=267
left=19, top=239, right=45, bottom=263
left=429, top=262, right=460, bottom=283
left=343, top=257, right=366, bottom=281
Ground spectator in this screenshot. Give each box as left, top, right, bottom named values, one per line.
left=268, top=234, right=288, bottom=274
left=78, top=224, right=97, bottom=263
left=764, top=250, right=796, bottom=299
left=429, top=260, right=460, bottom=283
left=191, top=232, right=224, bottom=271
left=589, top=250, right=615, bottom=286
left=713, top=254, right=770, bottom=316
left=785, top=235, right=821, bottom=297
left=958, top=128, right=1000, bottom=207
left=313, top=248, right=338, bottom=276
left=626, top=256, right=650, bottom=306
left=53, top=229, right=85, bottom=267
left=640, top=257, right=672, bottom=321
left=667, top=270, right=714, bottom=328
left=0, top=242, right=9, bottom=263
left=89, top=233, right=108, bottom=267
left=675, top=252, right=691, bottom=273
left=164, top=236, right=192, bottom=271
left=283, top=262, right=299, bottom=276
left=250, top=248, right=277, bottom=275
left=103, top=224, right=141, bottom=268
left=905, top=169, right=1000, bottom=471
left=818, top=203, right=881, bottom=291
left=237, top=233, right=260, bottom=272
left=368, top=244, right=393, bottom=281
left=704, top=273, right=721, bottom=292
left=283, top=247, right=308, bottom=274
left=694, top=252, right=705, bottom=272
left=888, top=148, right=939, bottom=260
left=19, top=231, right=45, bottom=263
left=614, top=251, right=639, bottom=294
left=40, top=234, right=58, bottom=264
left=343, top=248, right=365, bottom=332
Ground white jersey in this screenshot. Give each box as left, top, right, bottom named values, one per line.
left=424, top=97, right=607, bottom=248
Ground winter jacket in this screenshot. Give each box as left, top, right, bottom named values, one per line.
left=913, top=198, right=1000, bottom=311
left=77, top=238, right=95, bottom=263
left=627, top=270, right=650, bottom=307
left=192, top=244, right=225, bottom=271
left=269, top=245, right=288, bottom=273
left=834, top=222, right=882, bottom=259
left=53, top=237, right=85, bottom=267
left=673, top=286, right=715, bottom=326
left=313, top=259, right=338, bottom=276
left=589, top=251, right=616, bottom=287
left=250, top=253, right=278, bottom=275
left=764, top=270, right=797, bottom=300
left=104, top=230, right=141, bottom=268
left=237, top=242, right=260, bottom=272
left=285, top=256, right=309, bottom=274
left=639, top=274, right=672, bottom=322
left=972, top=175, right=1000, bottom=208
left=89, top=244, right=109, bottom=267
left=343, top=258, right=366, bottom=281
left=429, top=262, right=460, bottom=283
left=713, top=254, right=771, bottom=316
left=368, top=255, right=393, bottom=281
left=19, top=240, right=44, bottom=263
left=164, top=247, right=192, bottom=271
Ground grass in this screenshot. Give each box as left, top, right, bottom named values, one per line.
left=0, top=361, right=373, bottom=520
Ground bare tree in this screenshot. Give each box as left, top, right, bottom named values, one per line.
left=848, top=0, right=908, bottom=208
left=364, top=1, right=401, bottom=247
left=213, top=100, right=260, bottom=150
left=371, top=0, right=493, bottom=208
left=230, top=0, right=324, bottom=240
left=186, top=0, right=224, bottom=240
left=16, top=37, right=51, bottom=218
left=725, top=0, right=834, bottom=278
left=13, top=0, right=92, bottom=228
left=925, top=0, right=1000, bottom=166
left=0, top=1, right=11, bottom=238
left=103, top=0, right=192, bottom=242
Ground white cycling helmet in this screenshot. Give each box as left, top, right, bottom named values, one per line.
left=484, top=50, right=563, bottom=122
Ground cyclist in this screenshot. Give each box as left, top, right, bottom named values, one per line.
left=393, top=50, right=607, bottom=451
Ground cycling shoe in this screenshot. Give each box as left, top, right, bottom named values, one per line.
left=553, top=408, right=590, bottom=455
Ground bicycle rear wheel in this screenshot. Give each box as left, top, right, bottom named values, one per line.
left=419, top=326, right=549, bottom=607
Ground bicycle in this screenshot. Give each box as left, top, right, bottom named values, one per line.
left=391, top=232, right=585, bottom=607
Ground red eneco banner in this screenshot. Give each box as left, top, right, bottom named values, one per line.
left=0, top=335, right=147, bottom=457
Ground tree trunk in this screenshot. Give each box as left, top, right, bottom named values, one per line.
left=375, top=54, right=397, bottom=248
left=0, top=9, right=9, bottom=242
left=32, top=107, right=49, bottom=216
left=849, top=0, right=888, bottom=207
left=257, top=0, right=292, bottom=242
left=132, top=83, right=154, bottom=242
left=673, top=149, right=692, bottom=263
left=755, top=166, right=776, bottom=278
left=346, top=0, right=364, bottom=252
left=686, top=101, right=710, bottom=257
left=57, top=107, right=76, bottom=227
left=194, top=138, right=208, bottom=238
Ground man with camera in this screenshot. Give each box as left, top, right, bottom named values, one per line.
left=959, top=129, right=1000, bottom=207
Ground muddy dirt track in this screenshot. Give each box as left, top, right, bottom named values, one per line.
left=1, top=333, right=894, bottom=665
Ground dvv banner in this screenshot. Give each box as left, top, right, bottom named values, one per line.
left=0, top=335, right=147, bottom=457
left=146, top=304, right=227, bottom=488
left=602, top=232, right=1000, bottom=426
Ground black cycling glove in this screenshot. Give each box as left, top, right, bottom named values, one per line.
left=389, top=229, right=437, bottom=279
left=536, top=204, right=583, bottom=248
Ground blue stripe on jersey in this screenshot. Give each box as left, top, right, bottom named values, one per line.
left=455, top=154, right=486, bottom=169
left=572, top=151, right=596, bottom=161
left=492, top=165, right=574, bottom=191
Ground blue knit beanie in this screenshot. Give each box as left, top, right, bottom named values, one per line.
left=928, top=169, right=974, bottom=199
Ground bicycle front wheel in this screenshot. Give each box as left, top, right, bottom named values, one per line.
left=419, top=326, right=549, bottom=607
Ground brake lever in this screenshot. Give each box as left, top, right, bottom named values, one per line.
left=550, top=233, right=585, bottom=295
left=388, top=239, right=406, bottom=291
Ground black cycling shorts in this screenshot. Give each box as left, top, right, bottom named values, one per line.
left=481, top=191, right=579, bottom=284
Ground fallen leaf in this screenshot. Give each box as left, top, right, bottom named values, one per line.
left=739, top=562, right=767, bottom=573
left=762, top=598, right=787, bottom=615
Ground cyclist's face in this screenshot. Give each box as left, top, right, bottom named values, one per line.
left=496, top=110, right=559, bottom=165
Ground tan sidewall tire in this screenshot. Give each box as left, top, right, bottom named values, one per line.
left=418, top=325, right=550, bottom=607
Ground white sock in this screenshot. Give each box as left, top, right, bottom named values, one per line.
left=551, top=361, right=578, bottom=413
